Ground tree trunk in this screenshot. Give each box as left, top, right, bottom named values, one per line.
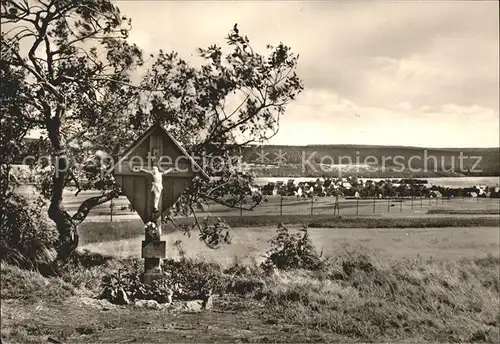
left=46, top=117, right=78, bottom=262
left=50, top=203, right=79, bottom=262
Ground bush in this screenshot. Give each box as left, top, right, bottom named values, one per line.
left=53, top=249, right=121, bottom=293
left=261, top=223, right=326, bottom=272
left=161, top=258, right=227, bottom=298
left=338, top=251, right=376, bottom=277
left=0, top=194, right=57, bottom=269
left=99, top=260, right=169, bottom=303
left=99, top=257, right=230, bottom=304
left=99, top=256, right=271, bottom=305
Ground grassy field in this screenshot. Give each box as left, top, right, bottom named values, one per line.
left=77, top=215, right=500, bottom=245
left=3, top=187, right=500, bottom=343
left=427, top=208, right=500, bottom=215
left=80, top=225, right=500, bottom=266
left=2, top=224, right=499, bottom=343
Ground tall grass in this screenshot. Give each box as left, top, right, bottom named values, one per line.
left=1, top=250, right=138, bottom=303
left=263, top=252, right=500, bottom=343
left=1, top=263, right=75, bottom=302
left=2, top=251, right=499, bottom=343
left=3, top=218, right=499, bottom=343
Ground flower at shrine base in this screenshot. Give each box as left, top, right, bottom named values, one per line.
left=145, top=222, right=160, bottom=241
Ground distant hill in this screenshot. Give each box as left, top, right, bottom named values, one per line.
left=240, top=144, right=500, bottom=178
left=14, top=139, right=500, bottom=178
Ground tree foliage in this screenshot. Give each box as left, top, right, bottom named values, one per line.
left=0, top=51, right=32, bottom=203
left=2, top=0, right=144, bottom=260
left=1, top=0, right=303, bottom=261
left=0, top=193, right=58, bottom=268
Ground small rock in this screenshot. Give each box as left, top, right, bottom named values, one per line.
left=134, top=300, right=147, bottom=308
left=135, top=299, right=163, bottom=310
left=80, top=297, right=97, bottom=306
left=98, top=299, right=115, bottom=310
left=150, top=300, right=163, bottom=310
left=169, top=301, right=186, bottom=311
left=184, top=300, right=203, bottom=312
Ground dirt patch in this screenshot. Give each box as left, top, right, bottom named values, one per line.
left=1, top=296, right=348, bottom=343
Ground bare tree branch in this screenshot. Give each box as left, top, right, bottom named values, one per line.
left=188, top=202, right=203, bottom=232
left=72, top=189, right=119, bottom=225
left=197, top=192, right=256, bottom=211
left=65, top=170, right=82, bottom=196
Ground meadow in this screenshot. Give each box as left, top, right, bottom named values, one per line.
left=81, top=224, right=500, bottom=266
left=3, top=187, right=500, bottom=343
left=2, top=223, right=499, bottom=343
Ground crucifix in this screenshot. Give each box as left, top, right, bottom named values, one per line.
left=113, top=123, right=210, bottom=285
left=137, top=166, right=173, bottom=213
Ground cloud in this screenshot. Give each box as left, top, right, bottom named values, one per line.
left=274, top=89, right=500, bottom=148
left=116, top=1, right=499, bottom=148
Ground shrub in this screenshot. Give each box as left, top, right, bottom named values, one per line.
left=99, top=257, right=230, bottom=304
left=99, top=255, right=271, bottom=305
left=0, top=194, right=57, bottom=269
left=161, top=258, right=228, bottom=299
left=338, top=251, right=376, bottom=277
left=53, top=249, right=121, bottom=293
left=99, top=260, right=154, bottom=303
left=261, top=223, right=326, bottom=271
left=226, top=277, right=266, bottom=295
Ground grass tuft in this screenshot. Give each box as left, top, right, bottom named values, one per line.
left=1, top=263, right=75, bottom=302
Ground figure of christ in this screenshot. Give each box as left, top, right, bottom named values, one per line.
left=138, top=166, right=173, bottom=212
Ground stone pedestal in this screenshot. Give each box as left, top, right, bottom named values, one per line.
left=143, top=269, right=165, bottom=285
left=142, top=243, right=166, bottom=284
left=142, top=221, right=166, bottom=285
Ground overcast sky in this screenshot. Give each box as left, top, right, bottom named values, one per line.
left=116, top=0, right=499, bottom=148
